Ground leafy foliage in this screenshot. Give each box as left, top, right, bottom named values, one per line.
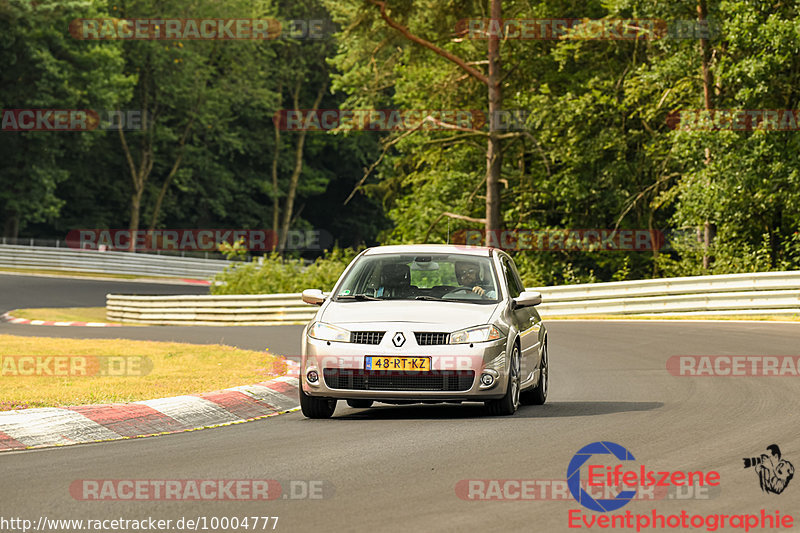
left=3, top=0, right=800, bottom=291
left=211, top=247, right=359, bottom=294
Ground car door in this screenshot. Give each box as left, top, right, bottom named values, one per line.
left=500, top=255, right=537, bottom=385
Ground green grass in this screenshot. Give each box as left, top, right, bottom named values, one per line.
left=0, top=266, right=204, bottom=281
left=10, top=307, right=117, bottom=324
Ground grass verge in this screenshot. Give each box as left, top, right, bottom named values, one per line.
left=9, top=307, right=118, bottom=324
left=0, top=335, right=286, bottom=411
left=0, top=267, right=141, bottom=280
left=0, top=267, right=207, bottom=282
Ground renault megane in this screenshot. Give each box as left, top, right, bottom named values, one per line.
left=299, top=244, right=548, bottom=418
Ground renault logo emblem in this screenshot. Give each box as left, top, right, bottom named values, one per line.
left=392, top=332, right=406, bottom=347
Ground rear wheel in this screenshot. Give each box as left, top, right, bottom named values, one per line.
left=346, top=399, right=374, bottom=409
left=521, top=341, right=548, bottom=405
left=486, top=344, right=520, bottom=416
left=300, top=388, right=337, bottom=419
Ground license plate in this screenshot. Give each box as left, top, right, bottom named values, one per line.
left=365, top=356, right=431, bottom=371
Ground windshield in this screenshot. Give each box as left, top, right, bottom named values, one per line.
left=334, top=253, right=499, bottom=303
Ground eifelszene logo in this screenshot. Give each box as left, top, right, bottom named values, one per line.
left=567, top=441, right=638, bottom=512
left=567, top=441, right=721, bottom=512
left=743, top=444, right=794, bottom=494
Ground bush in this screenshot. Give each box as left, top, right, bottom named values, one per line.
left=211, top=248, right=359, bottom=295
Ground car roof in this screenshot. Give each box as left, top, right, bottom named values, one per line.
left=362, top=244, right=494, bottom=257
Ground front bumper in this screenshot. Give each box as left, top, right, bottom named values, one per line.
left=302, top=335, right=508, bottom=401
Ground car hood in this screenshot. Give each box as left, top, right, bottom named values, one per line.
left=320, top=300, right=500, bottom=328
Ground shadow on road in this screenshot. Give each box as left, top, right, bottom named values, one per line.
left=332, top=400, right=662, bottom=420
left=514, top=400, right=663, bottom=418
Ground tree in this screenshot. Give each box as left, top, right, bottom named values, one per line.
left=113, top=0, right=277, bottom=249
left=328, top=0, right=508, bottom=236
left=0, top=0, right=133, bottom=238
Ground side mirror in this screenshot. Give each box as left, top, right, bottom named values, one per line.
left=301, top=288, right=326, bottom=306
left=513, top=291, right=542, bottom=309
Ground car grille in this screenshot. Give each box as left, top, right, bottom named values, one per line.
left=414, top=332, right=449, bottom=345
left=350, top=331, right=385, bottom=345
left=323, top=369, right=475, bottom=391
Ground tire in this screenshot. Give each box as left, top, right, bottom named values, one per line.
left=486, top=344, right=520, bottom=416
left=300, top=388, right=337, bottom=419
left=521, top=341, right=548, bottom=405
left=346, top=399, right=374, bottom=409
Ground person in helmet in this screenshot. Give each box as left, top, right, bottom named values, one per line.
left=455, top=260, right=494, bottom=298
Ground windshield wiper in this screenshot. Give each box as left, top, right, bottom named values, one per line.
left=337, top=294, right=383, bottom=301
left=414, top=296, right=441, bottom=301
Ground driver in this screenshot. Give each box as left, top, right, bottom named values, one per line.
left=455, top=261, right=493, bottom=297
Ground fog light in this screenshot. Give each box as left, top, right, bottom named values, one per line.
left=307, top=370, right=319, bottom=383
left=480, top=373, right=494, bottom=387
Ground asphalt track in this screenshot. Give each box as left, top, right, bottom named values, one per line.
left=1, top=274, right=800, bottom=532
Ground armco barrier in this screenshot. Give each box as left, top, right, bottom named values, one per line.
left=0, top=244, right=232, bottom=279
left=528, top=271, right=800, bottom=316
left=106, top=271, right=800, bottom=325
left=106, top=293, right=318, bottom=325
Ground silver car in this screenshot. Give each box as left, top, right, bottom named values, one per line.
left=299, top=244, right=548, bottom=418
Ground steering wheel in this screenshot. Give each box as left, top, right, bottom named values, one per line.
left=429, top=285, right=455, bottom=297
left=445, top=286, right=483, bottom=297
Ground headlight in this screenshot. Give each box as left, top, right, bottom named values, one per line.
left=308, top=322, right=350, bottom=342
left=449, top=325, right=502, bottom=344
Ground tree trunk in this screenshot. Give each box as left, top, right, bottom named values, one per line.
left=129, top=183, right=143, bottom=248
left=2, top=210, right=19, bottom=240
left=367, top=0, right=496, bottom=234
left=271, top=83, right=283, bottom=252
left=278, top=82, right=326, bottom=253
left=148, top=107, right=198, bottom=232
left=119, top=64, right=154, bottom=253
left=119, top=121, right=153, bottom=252
left=485, top=0, right=503, bottom=237
left=698, top=0, right=713, bottom=269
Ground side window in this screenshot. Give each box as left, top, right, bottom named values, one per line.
left=508, top=259, right=526, bottom=295
left=501, top=257, right=522, bottom=298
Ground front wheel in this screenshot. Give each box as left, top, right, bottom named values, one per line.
left=300, top=388, right=337, bottom=419
left=486, top=345, right=520, bottom=416
left=521, top=341, right=548, bottom=405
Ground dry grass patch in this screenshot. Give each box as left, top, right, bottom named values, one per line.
left=10, top=307, right=119, bottom=324
left=0, top=335, right=285, bottom=410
